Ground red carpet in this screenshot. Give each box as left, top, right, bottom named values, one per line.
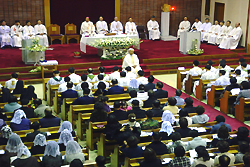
left=0, top=40, right=234, bottom=68
left=155, top=79, right=250, bottom=133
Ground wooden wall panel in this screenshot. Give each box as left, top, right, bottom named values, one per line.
left=0, top=0, right=44, bottom=26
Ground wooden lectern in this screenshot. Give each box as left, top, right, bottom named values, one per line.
left=179, top=31, right=201, bottom=54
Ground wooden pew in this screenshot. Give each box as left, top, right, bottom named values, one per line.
left=46, top=84, right=60, bottom=106
left=185, top=75, right=201, bottom=95
left=220, top=90, right=237, bottom=114
left=235, top=98, right=250, bottom=122
left=5, top=117, right=41, bottom=126
left=195, top=79, right=216, bottom=100
left=207, top=85, right=225, bottom=107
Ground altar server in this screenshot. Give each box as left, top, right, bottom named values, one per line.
left=216, top=20, right=233, bottom=45
left=125, top=17, right=138, bottom=35
left=177, top=17, right=190, bottom=38
left=207, top=21, right=226, bottom=45
left=23, top=20, right=35, bottom=39
left=147, top=15, right=160, bottom=40
left=203, top=20, right=220, bottom=42
left=0, top=20, right=12, bottom=48
left=219, top=22, right=242, bottom=49
left=200, top=18, right=212, bottom=42
left=110, top=17, right=123, bottom=34
left=34, top=19, right=49, bottom=47
left=122, top=48, right=141, bottom=74
left=11, top=20, right=23, bottom=48
left=80, top=17, right=95, bottom=36
left=236, top=58, right=250, bottom=71
left=96, top=16, right=108, bottom=34
left=190, top=17, right=202, bottom=32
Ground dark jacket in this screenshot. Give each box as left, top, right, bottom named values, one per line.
left=144, top=83, right=156, bottom=92
left=225, top=84, right=241, bottom=91
left=150, top=108, right=164, bottom=117
left=12, top=156, right=40, bottom=167
left=61, top=89, right=78, bottom=100
left=140, top=159, right=162, bottom=167
left=59, top=143, right=66, bottom=152
left=72, top=96, right=95, bottom=105
left=0, top=137, right=8, bottom=145
left=42, top=155, right=63, bottom=167
left=127, top=107, right=146, bottom=119
left=39, top=115, right=61, bottom=128
left=231, top=136, right=250, bottom=145
left=26, top=130, right=47, bottom=142
left=104, top=123, right=122, bottom=140
left=120, top=144, right=143, bottom=158
left=211, top=138, right=232, bottom=148
left=210, top=122, right=232, bottom=134
left=160, top=132, right=171, bottom=140
left=146, top=141, right=169, bottom=155
left=175, top=127, right=191, bottom=138
left=18, top=107, right=34, bottom=118
left=109, top=110, right=127, bottom=121
left=183, top=105, right=196, bottom=113
left=10, top=118, right=31, bottom=131
left=90, top=110, right=107, bottom=122
left=143, top=97, right=157, bottom=108
left=30, top=145, right=46, bottom=155
left=154, top=89, right=168, bottom=99
left=107, top=85, right=124, bottom=95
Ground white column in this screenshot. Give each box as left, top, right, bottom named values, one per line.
left=161, top=12, right=177, bottom=41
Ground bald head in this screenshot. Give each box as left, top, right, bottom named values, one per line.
left=114, top=17, right=118, bottom=21
left=235, top=22, right=240, bottom=27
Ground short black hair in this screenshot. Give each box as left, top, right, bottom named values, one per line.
left=125, top=66, right=131, bottom=71
left=189, top=130, right=199, bottom=138
left=111, top=79, right=118, bottom=85
left=120, top=71, right=126, bottom=77
left=195, top=105, right=205, bottom=115
left=205, top=65, right=211, bottom=70
left=138, top=70, right=144, bottom=76
left=230, top=77, right=237, bottom=84
left=45, top=107, right=52, bottom=116
left=219, top=155, right=230, bottom=167
left=99, top=66, right=105, bottom=73
left=152, top=100, right=160, bottom=108
left=53, top=70, right=59, bottom=74
left=26, top=20, right=30, bottom=24
left=179, top=117, right=188, bottom=128
left=242, top=81, right=249, bottom=89
left=207, top=60, right=213, bottom=65
left=193, top=60, right=199, bottom=66
left=11, top=73, right=18, bottom=78
left=148, top=90, right=154, bottom=97
left=239, top=58, right=246, bottom=63
left=179, top=109, right=188, bottom=117
left=217, top=140, right=230, bottom=153
left=15, top=20, right=20, bottom=23
left=139, top=84, right=145, bottom=91
left=227, top=20, right=231, bottom=24
left=94, top=102, right=104, bottom=111
left=87, top=68, right=93, bottom=73
left=237, top=127, right=250, bottom=140
left=97, top=82, right=106, bottom=90
left=83, top=88, right=90, bottom=95
left=168, top=97, right=177, bottom=106
left=113, top=66, right=119, bottom=71
left=205, top=18, right=209, bottom=21
left=68, top=67, right=75, bottom=73
left=195, top=146, right=210, bottom=162
left=64, top=76, right=71, bottom=82
left=148, top=75, right=154, bottom=83
left=152, top=132, right=162, bottom=140
left=70, top=159, right=83, bottom=167
left=129, top=90, right=137, bottom=98
left=174, top=146, right=185, bottom=157
left=146, top=110, right=154, bottom=118
left=143, top=148, right=157, bottom=162
left=218, top=125, right=229, bottom=139
left=220, top=62, right=226, bottom=68
left=235, top=69, right=241, bottom=75
left=126, top=135, right=138, bottom=147
left=195, top=17, right=200, bottom=20
left=243, top=153, right=250, bottom=165
left=238, top=141, right=250, bottom=154
left=20, top=99, right=29, bottom=105
left=215, top=115, right=225, bottom=123
left=175, top=89, right=182, bottom=96
left=67, top=82, right=73, bottom=88
left=185, top=97, right=193, bottom=105
left=114, top=101, right=121, bottom=108
left=132, top=100, right=139, bottom=106
left=95, top=155, right=106, bottom=166
left=171, top=132, right=181, bottom=142
left=33, top=98, right=42, bottom=106
left=241, top=62, right=247, bottom=68
left=219, top=70, right=226, bottom=75
left=30, top=121, right=40, bottom=130
left=81, top=82, right=89, bottom=90
left=81, top=74, right=87, bottom=81
left=156, top=82, right=163, bottom=88
left=98, top=74, right=104, bottom=80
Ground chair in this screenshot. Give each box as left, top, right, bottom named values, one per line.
left=48, top=24, right=63, bottom=45
left=137, top=25, right=148, bottom=40
left=65, top=23, right=80, bottom=44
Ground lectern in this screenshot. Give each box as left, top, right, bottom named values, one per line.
left=179, top=31, right=201, bottom=54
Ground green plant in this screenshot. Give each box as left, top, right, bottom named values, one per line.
left=26, top=37, right=47, bottom=52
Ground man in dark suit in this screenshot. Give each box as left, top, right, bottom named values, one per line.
left=154, top=82, right=168, bottom=99
left=61, top=82, right=78, bottom=101
left=39, top=107, right=61, bottom=128
left=143, top=90, right=157, bottom=108
left=18, top=99, right=34, bottom=118
left=107, top=79, right=124, bottom=95
left=146, top=132, right=169, bottom=155
left=72, top=88, right=95, bottom=105
left=109, top=101, right=127, bottom=121
left=144, top=75, right=155, bottom=92
left=210, top=115, right=231, bottom=134
left=149, top=100, right=164, bottom=117
left=175, top=117, right=191, bottom=138
left=183, top=97, right=196, bottom=113
left=127, top=100, right=146, bottom=118
left=26, top=121, right=47, bottom=142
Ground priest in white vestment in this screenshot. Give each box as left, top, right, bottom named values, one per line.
left=0, top=20, right=12, bottom=48
left=207, top=21, right=226, bottom=45
left=147, top=15, right=160, bottom=40
left=203, top=20, right=220, bottom=42
left=122, top=48, right=141, bottom=74
left=110, top=17, right=123, bottom=34
left=219, top=23, right=242, bottom=49
left=125, top=17, right=138, bottom=35
left=96, top=16, right=108, bottom=34
left=23, top=20, right=35, bottom=39
left=190, top=17, right=202, bottom=32
left=200, top=18, right=212, bottom=42
left=11, top=20, right=23, bottom=48
left=34, top=20, right=49, bottom=47
left=80, top=17, right=95, bottom=36
left=177, top=17, right=190, bottom=38
left=216, top=20, right=233, bottom=45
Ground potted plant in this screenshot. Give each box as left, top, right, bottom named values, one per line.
left=74, top=51, right=81, bottom=58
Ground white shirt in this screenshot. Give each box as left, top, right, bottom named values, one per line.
left=68, top=73, right=81, bottom=83
left=5, top=78, right=18, bottom=89
left=147, top=20, right=159, bottom=31
left=58, top=82, right=76, bottom=93
left=87, top=74, right=96, bottom=82
left=96, top=21, right=108, bottom=34
left=94, top=81, right=109, bottom=89
left=75, top=81, right=93, bottom=90
left=127, top=97, right=143, bottom=108
left=109, top=71, right=120, bottom=80
left=80, top=21, right=95, bottom=34
left=126, top=71, right=137, bottom=80
left=110, top=21, right=123, bottom=33
left=188, top=66, right=203, bottom=76
left=34, top=24, right=47, bottom=35
left=179, top=21, right=191, bottom=31
left=118, top=77, right=130, bottom=87
left=201, top=70, right=217, bottom=80
left=47, top=76, right=65, bottom=88
left=236, top=76, right=247, bottom=84
left=137, top=92, right=149, bottom=101
left=236, top=64, right=250, bottom=71
left=93, top=73, right=109, bottom=82
left=200, top=22, right=212, bottom=32
left=23, top=25, right=35, bottom=38
left=190, top=21, right=202, bottom=31
left=137, top=77, right=148, bottom=85
left=214, top=75, right=230, bottom=86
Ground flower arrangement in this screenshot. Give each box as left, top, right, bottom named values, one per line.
left=26, top=37, right=47, bottom=52
left=187, top=39, right=204, bottom=55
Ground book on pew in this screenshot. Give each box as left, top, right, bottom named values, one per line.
left=189, top=127, right=206, bottom=133
left=231, top=88, right=240, bottom=96
left=162, top=158, right=172, bottom=164
left=0, top=150, right=4, bottom=154
left=140, top=131, right=153, bottom=137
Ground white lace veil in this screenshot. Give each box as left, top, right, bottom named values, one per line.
left=1, top=125, right=12, bottom=139
left=10, top=109, right=26, bottom=124
left=65, top=140, right=82, bottom=155
left=162, top=110, right=176, bottom=125
left=129, top=79, right=139, bottom=88
left=44, top=141, right=61, bottom=157
left=34, top=134, right=47, bottom=146
left=58, top=121, right=73, bottom=133
left=159, top=121, right=174, bottom=135
left=5, top=133, right=24, bottom=153
left=57, top=129, right=73, bottom=146
left=17, top=145, right=31, bottom=158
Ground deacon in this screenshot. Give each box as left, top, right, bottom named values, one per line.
left=0, top=20, right=12, bottom=49
left=80, top=17, right=95, bottom=36
left=110, top=17, right=123, bottom=34
left=96, top=16, right=108, bottom=34
left=122, top=48, right=141, bottom=74
left=203, top=20, right=220, bottom=42
left=147, top=15, right=160, bottom=40
left=23, top=20, right=35, bottom=39
left=219, top=22, right=242, bottom=49
left=207, top=21, right=226, bottom=45
left=200, top=18, right=212, bottom=42
left=11, top=20, right=23, bottom=48
left=177, top=16, right=190, bottom=38
left=125, top=17, right=138, bottom=35
left=34, top=19, right=49, bottom=47
left=216, top=20, right=233, bottom=45
left=190, top=17, right=202, bottom=32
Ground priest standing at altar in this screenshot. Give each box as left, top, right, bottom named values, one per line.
left=125, top=17, right=138, bottom=35
left=96, top=16, right=108, bottom=34
left=11, top=20, right=23, bottom=48
left=34, top=19, right=49, bottom=47
left=177, top=17, right=190, bottom=38
left=0, top=20, right=12, bottom=49
left=122, top=48, right=141, bottom=74
left=110, top=17, right=123, bottom=34
left=80, top=17, right=95, bottom=36
left=147, top=15, right=160, bottom=40
left=23, top=20, right=35, bottom=39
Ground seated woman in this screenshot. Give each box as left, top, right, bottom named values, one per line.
left=58, top=121, right=76, bottom=137
left=176, top=109, right=192, bottom=126
left=159, top=121, right=174, bottom=140
left=139, top=148, right=162, bottom=167
left=162, top=110, right=176, bottom=125
left=42, top=141, right=63, bottom=167
left=64, top=140, right=85, bottom=165
left=5, top=133, right=24, bottom=157
left=93, top=82, right=107, bottom=96
left=127, top=79, right=139, bottom=93
left=57, top=129, right=74, bottom=151
left=127, top=113, right=141, bottom=136
left=90, top=102, right=107, bottom=122
left=20, top=85, right=37, bottom=101
left=120, top=135, right=143, bottom=158
left=211, top=125, right=232, bottom=148
left=191, top=105, right=209, bottom=124
left=162, top=97, right=179, bottom=115
left=231, top=127, right=250, bottom=145
left=120, top=100, right=132, bottom=111
left=168, top=146, right=191, bottom=167
left=11, top=145, right=39, bottom=167
left=175, top=118, right=191, bottom=138
left=12, top=80, right=24, bottom=95
left=0, top=126, right=12, bottom=146
left=167, top=132, right=187, bottom=153
left=10, top=109, right=30, bottom=131
left=30, top=134, right=47, bottom=155
left=191, top=146, right=214, bottom=167
left=104, top=115, right=122, bottom=140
